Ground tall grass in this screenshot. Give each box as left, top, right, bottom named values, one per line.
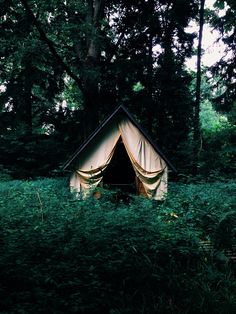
left=0, top=178, right=235, bottom=313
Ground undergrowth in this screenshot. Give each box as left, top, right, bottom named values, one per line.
left=0, top=178, right=235, bottom=313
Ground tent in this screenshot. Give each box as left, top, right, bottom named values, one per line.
left=63, top=105, right=175, bottom=200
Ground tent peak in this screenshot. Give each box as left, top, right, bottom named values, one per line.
left=62, top=105, right=176, bottom=172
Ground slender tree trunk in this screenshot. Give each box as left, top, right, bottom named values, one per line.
left=156, top=26, right=173, bottom=146
left=193, top=0, right=205, bottom=174
left=23, top=59, right=33, bottom=135
left=16, top=58, right=33, bottom=135
left=81, top=0, right=105, bottom=138
left=146, top=0, right=154, bottom=134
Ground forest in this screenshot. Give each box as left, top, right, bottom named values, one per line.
left=0, top=0, right=235, bottom=178
left=0, top=0, right=235, bottom=313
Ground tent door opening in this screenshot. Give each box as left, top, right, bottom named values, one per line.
left=102, top=138, right=136, bottom=193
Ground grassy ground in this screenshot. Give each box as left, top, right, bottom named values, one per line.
left=0, top=178, right=235, bottom=313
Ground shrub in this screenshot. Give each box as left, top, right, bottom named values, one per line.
left=0, top=179, right=235, bottom=313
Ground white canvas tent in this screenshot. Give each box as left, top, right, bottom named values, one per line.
left=63, top=106, right=175, bottom=200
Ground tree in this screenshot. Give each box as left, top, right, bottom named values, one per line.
left=0, top=0, right=65, bottom=135
left=17, top=0, right=198, bottom=136
left=193, top=0, right=205, bottom=173
left=0, top=0, right=200, bottom=177
left=209, top=0, right=236, bottom=115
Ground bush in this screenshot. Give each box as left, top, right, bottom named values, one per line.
left=0, top=179, right=235, bottom=313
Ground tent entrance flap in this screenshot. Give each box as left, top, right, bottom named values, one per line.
left=102, top=139, right=136, bottom=192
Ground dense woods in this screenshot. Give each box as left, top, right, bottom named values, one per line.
left=0, top=0, right=235, bottom=179
left=0, top=1, right=236, bottom=313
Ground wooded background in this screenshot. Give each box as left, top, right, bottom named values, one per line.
left=0, top=0, right=235, bottom=179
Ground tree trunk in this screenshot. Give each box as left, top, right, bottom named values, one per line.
left=81, top=0, right=106, bottom=139
left=193, top=0, right=205, bottom=174
left=16, top=58, right=33, bottom=135
left=23, top=59, right=33, bottom=134
left=146, top=0, right=154, bottom=134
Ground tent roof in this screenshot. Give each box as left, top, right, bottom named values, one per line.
left=62, top=105, right=176, bottom=172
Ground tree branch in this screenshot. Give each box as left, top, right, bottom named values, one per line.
left=19, top=0, right=89, bottom=99
left=105, top=28, right=126, bottom=64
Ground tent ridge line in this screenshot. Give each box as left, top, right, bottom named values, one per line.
left=62, top=105, right=123, bottom=170
left=62, top=105, right=176, bottom=172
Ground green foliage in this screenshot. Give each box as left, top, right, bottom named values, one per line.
left=0, top=0, right=200, bottom=174
left=186, top=68, right=236, bottom=178
left=198, top=99, right=236, bottom=177
left=63, top=80, right=84, bottom=110
left=0, top=133, right=78, bottom=179
left=200, top=100, right=230, bottom=135
left=0, top=0, right=65, bottom=134
left=0, top=179, right=235, bottom=313
left=132, top=82, right=145, bottom=93
left=209, top=0, right=236, bottom=110
left=0, top=0, right=235, bottom=179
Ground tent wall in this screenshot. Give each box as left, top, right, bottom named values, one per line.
left=70, top=115, right=168, bottom=200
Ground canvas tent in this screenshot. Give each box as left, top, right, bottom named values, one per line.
left=63, top=105, right=175, bottom=200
